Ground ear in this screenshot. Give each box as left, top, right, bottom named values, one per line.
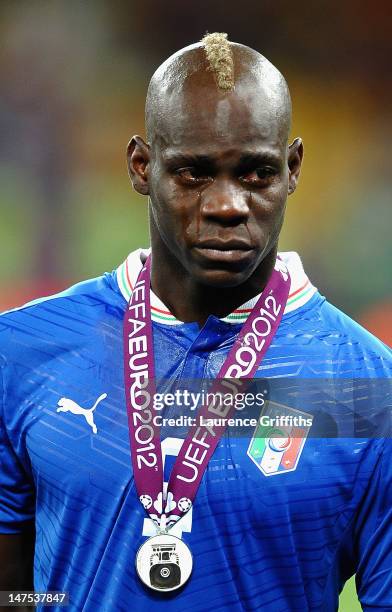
left=287, top=138, right=304, bottom=195
left=127, top=135, right=150, bottom=195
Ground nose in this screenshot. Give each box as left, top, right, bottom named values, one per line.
left=200, top=178, right=250, bottom=226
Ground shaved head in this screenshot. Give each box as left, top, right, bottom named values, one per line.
left=145, top=34, right=292, bottom=146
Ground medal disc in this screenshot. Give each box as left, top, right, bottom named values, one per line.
left=136, top=533, right=193, bottom=592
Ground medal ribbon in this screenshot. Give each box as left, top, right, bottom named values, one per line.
left=124, top=255, right=290, bottom=530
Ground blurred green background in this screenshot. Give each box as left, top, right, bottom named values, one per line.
left=0, top=2, right=391, bottom=607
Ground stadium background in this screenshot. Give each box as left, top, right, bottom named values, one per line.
left=1, top=2, right=391, bottom=609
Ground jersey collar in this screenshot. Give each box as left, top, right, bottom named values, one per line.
left=116, top=248, right=316, bottom=325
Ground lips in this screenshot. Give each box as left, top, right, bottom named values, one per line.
left=195, top=239, right=253, bottom=251
left=193, top=239, right=254, bottom=265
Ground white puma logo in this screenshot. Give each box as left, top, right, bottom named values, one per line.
left=56, top=393, right=107, bottom=434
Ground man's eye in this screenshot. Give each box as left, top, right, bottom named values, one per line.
left=175, top=167, right=210, bottom=183
left=240, top=168, right=276, bottom=184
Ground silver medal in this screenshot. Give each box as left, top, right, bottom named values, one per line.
left=136, top=533, right=193, bottom=592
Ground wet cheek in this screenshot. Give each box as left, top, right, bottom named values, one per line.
left=259, top=180, right=287, bottom=209
left=248, top=190, right=287, bottom=238
left=179, top=195, right=200, bottom=243
left=152, top=182, right=197, bottom=243
left=265, top=180, right=287, bottom=201
left=251, top=193, right=285, bottom=217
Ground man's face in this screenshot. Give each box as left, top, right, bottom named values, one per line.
left=132, top=80, right=300, bottom=287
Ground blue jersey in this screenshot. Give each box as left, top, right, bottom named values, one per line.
left=0, top=250, right=391, bottom=611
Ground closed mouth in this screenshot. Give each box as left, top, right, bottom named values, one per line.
left=194, top=240, right=254, bottom=251
left=192, top=241, right=255, bottom=265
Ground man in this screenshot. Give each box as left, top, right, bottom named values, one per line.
left=0, top=33, right=391, bottom=611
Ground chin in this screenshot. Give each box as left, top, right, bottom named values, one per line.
left=185, top=247, right=263, bottom=287
left=187, top=243, right=268, bottom=283
left=191, top=265, right=255, bottom=289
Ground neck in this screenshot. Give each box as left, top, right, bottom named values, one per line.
left=150, top=244, right=278, bottom=327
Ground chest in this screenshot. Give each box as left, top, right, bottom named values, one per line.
left=9, top=320, right=376, bottom=532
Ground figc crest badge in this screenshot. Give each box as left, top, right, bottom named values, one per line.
left=248, top=401, right=313, bottom=476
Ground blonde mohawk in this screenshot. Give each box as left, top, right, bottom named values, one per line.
left=201, top=32, right=234, bottom=91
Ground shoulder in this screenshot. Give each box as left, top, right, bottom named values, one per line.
left=292, top=292, right=391, bottom=375
left=279, top=250, right=390, bottom=371
left=321, top=297, right=390, bottom=356
left=0, top=271, right=122, bottom=362
left=2, top=273, right=113, bottom=313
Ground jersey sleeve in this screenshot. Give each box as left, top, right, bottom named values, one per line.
left=0, top=362, right=35, bottom=533
left=355, top=438, right=392, bottom=609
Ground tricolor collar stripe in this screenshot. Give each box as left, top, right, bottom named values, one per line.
left=220, top=280, right=314, bottom=323
left=287, top=282, right=313, bottom=305
left=151, top=309, right=178, bottom=322
left=151, top=304, right=176, bottom=316
left=153, top=282, right=316, bottom=324
left=287, top=279, right=309, bottom=301
left=119, top=263, right=130, bottom=300
left=116, top=249, right=317, bottom=324
left=125, top=257, right=133, bottom=292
